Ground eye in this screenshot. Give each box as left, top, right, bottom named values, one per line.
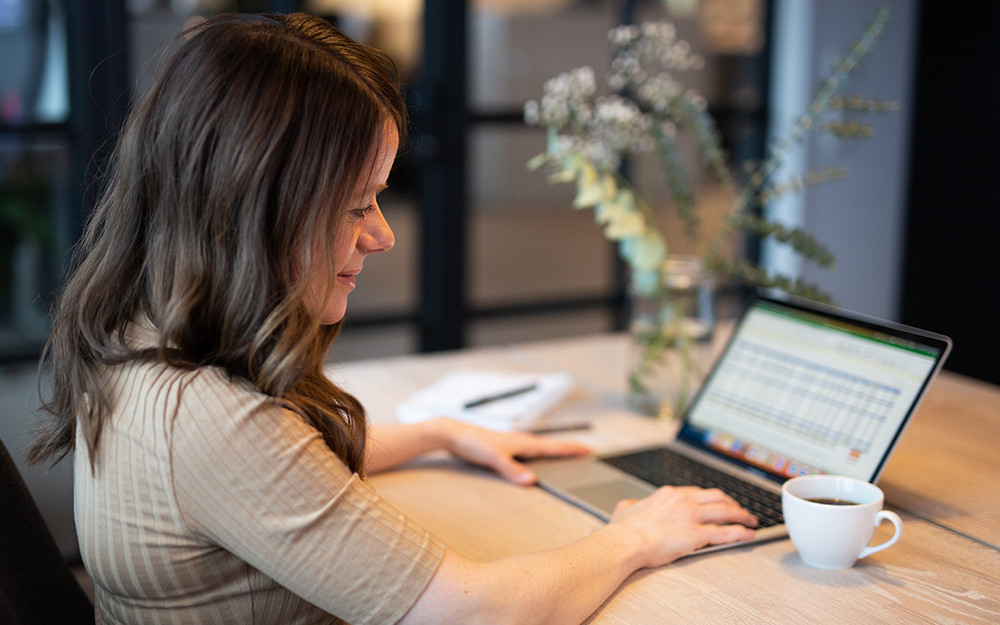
left=350, top=205, right=377, bottom=219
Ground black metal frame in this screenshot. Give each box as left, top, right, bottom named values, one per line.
left=0, top=0, right=129, bottom=365
left=412, top=0, right=470, bottom=351
left=900, top=0, right=1000, bottom=385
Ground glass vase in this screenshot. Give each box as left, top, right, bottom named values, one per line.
left=627, top=256, right=715, bottom=420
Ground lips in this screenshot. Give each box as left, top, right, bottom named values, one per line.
left=337, top=269, right=361, bottom=288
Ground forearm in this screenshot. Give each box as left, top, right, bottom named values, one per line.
left=400, top=524, right=650, bottom=625
left=365, top=420, right=446, bottom=474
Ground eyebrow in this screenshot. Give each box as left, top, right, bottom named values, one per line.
left=363, top=182, right=389, bottom=197
left=352, top=183, right=388, bottom=209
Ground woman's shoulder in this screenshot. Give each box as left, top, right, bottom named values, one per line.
left=105, top=321, right=310, bottom=452
left=105, top=357, right=277, bottom=436
left=132, top=358, right=269, bottom=410
left=113, top=320, right=274, bottom=415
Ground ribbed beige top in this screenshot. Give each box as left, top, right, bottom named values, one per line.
left=74, top=349, right=444, bottom=624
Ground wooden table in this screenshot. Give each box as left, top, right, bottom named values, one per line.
left=878, top=372, right=1000, bottom=550
left=327, top=333, right=1000, bottom=624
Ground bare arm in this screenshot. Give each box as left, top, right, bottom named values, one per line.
left=366, top=418, right=590, bottom=484
left=399, top=485, right=758, bottom=625
left=367, top=418, right=757, bottom=624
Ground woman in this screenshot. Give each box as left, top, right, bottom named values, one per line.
left=28, top=13, right=757, bottom=625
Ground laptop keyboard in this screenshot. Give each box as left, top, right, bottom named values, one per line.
left=602, top=448, right=785, bottom=527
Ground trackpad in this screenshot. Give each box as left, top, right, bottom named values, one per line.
left=568, top=480, right=654, bottom=517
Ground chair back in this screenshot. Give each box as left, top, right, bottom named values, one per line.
left=0, top=437, right=95, bottom=624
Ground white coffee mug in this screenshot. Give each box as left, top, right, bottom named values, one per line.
left=782, top=474, right=902, bottom=569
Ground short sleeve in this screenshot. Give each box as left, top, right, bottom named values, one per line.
left=168, top=370, right=445, bottom=625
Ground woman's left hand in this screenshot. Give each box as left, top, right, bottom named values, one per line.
left=432, top=418, right=591, bottom=485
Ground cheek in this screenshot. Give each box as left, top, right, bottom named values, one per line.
left=331, top=227, right=358, bottom=270
left=302, top=260, right=328, bottom=315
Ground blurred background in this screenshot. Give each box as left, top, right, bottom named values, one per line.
left=1, top=0, right=997, bottom=561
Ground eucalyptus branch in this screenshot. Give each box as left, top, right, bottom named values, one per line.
left=705, top=257, right=834, bottom=304
left=650, top=120, right=699, bottom=238
left=732, top=213, right=837, bottom=268
left=703, top=5, right=891, bottom=265
left=670, top=94, right=734, bottom=188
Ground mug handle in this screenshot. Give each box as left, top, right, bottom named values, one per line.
left=858, top=510, right=903, bottom=559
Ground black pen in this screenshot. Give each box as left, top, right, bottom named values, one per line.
left=463, top=383, right=539, bottom=409
left=527, top=421, right=591, bottom=434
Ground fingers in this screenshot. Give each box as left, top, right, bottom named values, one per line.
left=701, top=523, right=758, bottom=546
left=508, top=434, right=591, bottom=460
left=697, top=502, right=759, bottom=528
left=460, top=442, right=536, bottom=485
left=683, top=487, right=759, bottom=528
left=446, top=424, right=591, bottom=485
left=613, top=498, right=640, bottom=515
left=487, top=434, right=589, bottom=484
left=495, top=435, right=590, bottom=485
left=608, top=486, right=760, bottom=567
left=495, top=457, right=537, bottom=486
left=643, top=485, right=758, bottom=529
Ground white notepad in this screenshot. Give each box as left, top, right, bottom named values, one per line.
left=395, top=370, right=575, bottom=431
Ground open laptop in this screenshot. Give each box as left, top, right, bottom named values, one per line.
left=529, top=294, right=952, bottom=555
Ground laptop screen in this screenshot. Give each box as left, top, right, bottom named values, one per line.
left=678, top=296, right=950, bottom=483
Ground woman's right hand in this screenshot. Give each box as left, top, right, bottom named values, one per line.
left=607, top=486, right=759, bottom=568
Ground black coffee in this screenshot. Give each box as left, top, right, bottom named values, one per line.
left=806, top=497, right=859, bottom=506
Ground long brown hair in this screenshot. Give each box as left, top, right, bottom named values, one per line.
left=28, top=13, right=407, bottom=475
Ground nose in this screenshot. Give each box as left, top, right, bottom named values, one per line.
left=361, top=205, right=394, bottom=254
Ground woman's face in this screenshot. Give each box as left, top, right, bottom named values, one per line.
left=305, top=125, right=398, bottom=325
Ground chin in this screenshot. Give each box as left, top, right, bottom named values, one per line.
left=305, top=292, right=348, bottom=325
left=320, top=313, right=347, bottom=326
left=321, top=304, right=348, bottom=326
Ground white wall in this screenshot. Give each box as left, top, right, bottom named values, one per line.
left=765, top=0, right=918, bottom=320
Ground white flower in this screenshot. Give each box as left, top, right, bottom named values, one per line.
left=686, top=90, right=708, bottom=111
left=609, top=24, right=639, bottom=46
left=637, top=73, right=682, bottom=112
left=523, top=100, right=539, bottom=125
left=523, top=19, right=706, bottom=291
left=592, top=96, right=650, bottom=154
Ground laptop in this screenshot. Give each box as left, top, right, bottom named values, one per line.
left=529, top=294, right=952, bottom=555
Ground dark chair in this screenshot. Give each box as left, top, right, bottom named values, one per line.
left=0, top=436, right=95, bottom=625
